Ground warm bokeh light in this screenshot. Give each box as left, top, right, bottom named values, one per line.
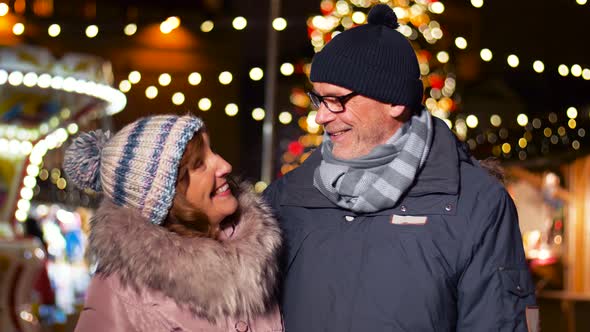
left=567, top=107, right=578, bottom=119
left=480, top=48, right=493, bottom=62
left=188, top=72, right=202, bottom=85
left=430, top=2, right=445, bottom=14
left=490, top=114, right=502, bottom=127
left=13, top=23, right=25, bottom=35
left=471, top=0, right=484, bottom=8
left=158, top=73, right=172, bottom=86
left=517, top=113, right=529, bottom=126
left=436, top=51, right=449, bottom=63
left=48, top=24, right=61, bottom=37
left=172, top=92, right=185, bottom=105
left=218, top=71, right=233, bottom=85
left=519, top=138, right=527, bottom=149
left=225, top=103, right=239, bottom=116
left=86, top=25, right=99, bottom=38
left=533, top=60, right=544, bottom=73
left=198, top=98, right=212, bottom=111
left=558, top=64, right=569, bottom=76
left=124, top=23, right=137, bottom=36
left=571, top=64, right=582, bottom=77
left=280, top=63, right=295, bottom=76
left=201, top=20, right=214, bottom=32
left=455, top=37, right=467, bottom=49
left=507, top=54, right=519, bottom=68
left=272, top=17, right=287, bottom=31
left=502, top=143, right=511, bottom=154
left=119, top=80, right=131, bottom=92
left=466, top=115, right=478, bottom=128
left=252, top=108, right=266, bottom=121
left=351, top=11, right=366, bottom=24
left=0, top=3, right=9, bottom=16
left=576, top=0, right=587, bottom=5
left=279, top=111, right=293, bottom=124
left=583, top=69, right=590, bottom=80
left=232, top=17, right=247, bottom=30
left=128, top=71, right=141, bottom=84
left=145, top=86, right=158, bottom=99
left=249, top=67, right=264, bottom=81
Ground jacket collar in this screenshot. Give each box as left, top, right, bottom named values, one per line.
left=281, top=117, right=466, bottom=208
left=89, top=185, right=281, bottom=322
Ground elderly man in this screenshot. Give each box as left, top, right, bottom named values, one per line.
left=264, top=4, right=537, bottom=332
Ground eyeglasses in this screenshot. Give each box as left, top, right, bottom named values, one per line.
left=307, top=90, right=359, bottom=113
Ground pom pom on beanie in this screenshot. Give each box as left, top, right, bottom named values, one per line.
left=64, top=129, right=110, bottom=192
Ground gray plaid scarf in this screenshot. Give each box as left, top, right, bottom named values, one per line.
left=313, top=109, right=433, bottom=213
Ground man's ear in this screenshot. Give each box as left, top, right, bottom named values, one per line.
left=388, top=104, right=407, bottom=118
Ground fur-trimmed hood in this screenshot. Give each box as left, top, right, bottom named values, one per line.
left=87, top=185, right=282, bottom=323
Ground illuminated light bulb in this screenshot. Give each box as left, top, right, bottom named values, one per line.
left=351, top=11, right=366, bottom=24
left=567, top=107, right=578, bottom=119
left=430, top=2, right=445, bottom=14
left=533, top=60, right=544, bottom=73
left=280, top=63, right=295, bottom=76
left=128, top=71, right=141, bottom=84
left=502, top=143, right=511, bottom=154
left=124, top=23, right=137, bottom=36
left=436, top=51, right=449, bottom=63
left=48, top=24, right=61, bottom=37
left=471, top=0, right=484, bottom=8
left=172, top=92, right=185, bottom=105
left=466, top=115, right=478, bottom=128
left=249, top=67, right=264, bottom=81
left=0, top=3, right=9, bottom=16
left=455, top=37, right=467, bottom=49
left=158, top=73, right=172, bottom=86
left=201, top=20, right=214, bottom=32
left=480, top=48, right=493, bottom=62
left=8, top=71, right=24, bottom=86
left=86, top=25, right=99, bottom=38
left=571, top=64, right=582, bottom=77
left=119, top=80, right=131, bottom=92
left=279, top=112, right=293, bottom=124
left=517, top=113, right=528, bottom=126
left=576, top=0, right=587, bottom=5
left=490, top=114, right=502, bottom=127
left=272, top=17, right=287, bottom=31
left=160, top=21, right=173, bottom=34
left=218, top=71, right=233, bottom=85
left=13, top=23, right=25, bottom=35
left=232, top=17, right=247, bottom=30
left=225, top=103, right=239, bottom=116
left=198, top=98, right=212, bottom=111
left=166, top=16, right=180, bottom=30
left=252, top=108, right=266, bottom=121
left=582, top=69, right=590, bottom=80
left=67, top=123, right=79, bottom=134
left=145, top=86, right=158, bottom=99
left=507, top=54, right=519, bottom=68
left=558, top=64, right=569, bottom=76
left=188, top=72, right=202, bottom=85
left=23, top=72, right=38, bottom=87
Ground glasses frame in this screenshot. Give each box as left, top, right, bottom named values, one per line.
left=307, top=90, right=359, bottom=113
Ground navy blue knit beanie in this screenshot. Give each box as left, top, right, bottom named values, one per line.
left=310, top=4, right=423, bottom=110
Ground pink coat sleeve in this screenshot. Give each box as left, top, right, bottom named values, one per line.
left=74, top=276, right=136, bottom=332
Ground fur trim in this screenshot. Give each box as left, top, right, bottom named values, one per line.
left=87, top=184, right=282, bottom=322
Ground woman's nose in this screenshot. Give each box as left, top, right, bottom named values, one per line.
left=215, top=155, right=232, bottom=178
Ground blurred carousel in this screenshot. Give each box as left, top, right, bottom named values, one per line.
left=0, top=45, right=125, bottom=332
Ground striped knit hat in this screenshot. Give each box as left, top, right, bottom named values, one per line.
left=64, top=114, right=204, bottom=225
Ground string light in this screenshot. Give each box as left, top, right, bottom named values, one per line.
left=507, top=54, right=519, bottom=68
left=558, top=65, right=569, bottom=76
left=533, top=60, right=544, bottom=73
left=466, top=115, right=478, bottom=128
left=480, top=49, right=493, bottom=62
left=48, top=24, right=61, bottom=37
left=158, top=73, right=172, bottom=86
left=272, top=17, right=287, bottom=31
left=145, top=86, right=158, bottom=99
left=471, top=0, right=484, bottom=8
left=490, top=114, right=502, bottom=127
left=128, top=71, right=141, bottom=84
left=119, top=80, right=131, bottom=92
left=279, top=112, right=293, bottom=124
left=200, top=20, right=214, bottom=32
left=218, top=71, right=233, bottom=85
left=249, top=67, right=264, bottom=81
left=517, top=113, right=529, bottom=127
left=576, top=0, right=587, bottom=5
left=13, top=23, right=25, bottom=35
left=198, top=98, right=212, bottom=111
left=455, top=37, right=467, bottom=49
left=280, top=63, right=295, bottom=76
left=436, top=51, right=449, bottom=63
left=567, top=107, right=578, bottom=119
left=172, top=92, right=185, bottom=105
left=86, top=25, right=99, bottom=38
left=252, top=108, right=266, bottom=121
left=0, top=3, right=9, bottom=16
left=225, top=103, right=239, bottom=116
left=571, top=64, right=582, bottom=77
left=232, top=17, right=247, bottom=30
left=124, top=23, right=137, bottom=36
left=188, top=72, right=202, bottom=85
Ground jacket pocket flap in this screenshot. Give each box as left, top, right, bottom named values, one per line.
left=499, top=267, right=535, bottom=298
